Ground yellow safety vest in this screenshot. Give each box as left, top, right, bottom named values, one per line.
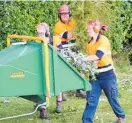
left=54, top=19, right=76, bottom=47
left=86, top=35, right=113, bottom=68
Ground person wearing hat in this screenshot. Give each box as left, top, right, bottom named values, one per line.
left=54, top=4, right=86, bottom=113
left=54, top=4, right=76, bottom=48
left=82, top=20, right=125, bottom=123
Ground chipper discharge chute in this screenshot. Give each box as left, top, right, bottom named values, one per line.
left=0, top=35, right=91, bottom=118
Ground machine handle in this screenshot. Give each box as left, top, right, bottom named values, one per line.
left=7, top=35, right=46, bottom=47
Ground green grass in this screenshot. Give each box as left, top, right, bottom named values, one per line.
left=0, top=72, right=132, bottom=123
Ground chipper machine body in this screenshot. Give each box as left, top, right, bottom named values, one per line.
left=0, top=35, right=91, bottom=118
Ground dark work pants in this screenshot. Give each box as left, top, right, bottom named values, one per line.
left=82, top=75, right=125, bottom=123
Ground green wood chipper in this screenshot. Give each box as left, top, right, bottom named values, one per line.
left=0, top=35, right=91, bottom=118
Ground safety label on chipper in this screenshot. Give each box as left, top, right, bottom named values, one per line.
left=11, top=72, right=25, bottom=78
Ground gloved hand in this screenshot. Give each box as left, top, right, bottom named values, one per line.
left=76, top=57, right=83, bottom=67
left=67, top=32, right=73, bottom=40
left=67, top=31, right=76, bottom=41
left=81, top=57, right=88, bottom=62
left=76, top=56, right=88, bottom=66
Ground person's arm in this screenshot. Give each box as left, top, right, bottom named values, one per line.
left=84, top=41, right=105, bottom=62
left=87, top=55, right=99, bottom=61
left=82, top=55, right=99, bottom=62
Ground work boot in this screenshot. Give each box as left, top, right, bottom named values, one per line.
left=40, top=109, right=50, bottom=119
left=76, top=90, right=86, bottom=98
left=62, top=93, right=68, bottom=101
left=56, top=101, right=62, bottom=113
left=116, top=117, right=125, bottom=123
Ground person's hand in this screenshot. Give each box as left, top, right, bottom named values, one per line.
left=67, top=31, right=76, bottom=41
left=76, top=56, right=88, bottom=67
left=82, top=57, right=88, bottom=62
left=67, top=32, right=73, bottom=40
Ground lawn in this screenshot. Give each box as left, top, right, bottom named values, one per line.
left=0, top=72, right=132, bottom=123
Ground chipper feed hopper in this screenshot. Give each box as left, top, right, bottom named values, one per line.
left=0, top=35, right=91, bottom=112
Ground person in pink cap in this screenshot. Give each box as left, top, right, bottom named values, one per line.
left=82, top=20, right=125, bottom=123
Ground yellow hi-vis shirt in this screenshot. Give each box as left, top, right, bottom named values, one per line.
left=54, top=19, right=76, bottom=47
left=86, top=35, right=113, bottom=68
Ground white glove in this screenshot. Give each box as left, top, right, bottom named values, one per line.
left=76, top=56, right=88, bottom=66
left=76, top=58, right=83, bottom=66
left=67, top=32, right=76, bottom=41
left=81, top=57, right=88, bottom=62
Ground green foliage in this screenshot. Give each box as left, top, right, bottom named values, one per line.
left=113, top=50, right=132, bottom=73
left=107, top=1, right=132, bottom=52
left=70, top=1, right=132, bottom=52
left=0, top=1, right=63, bottom=50
left=0, top=1, right=131, bottom=52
